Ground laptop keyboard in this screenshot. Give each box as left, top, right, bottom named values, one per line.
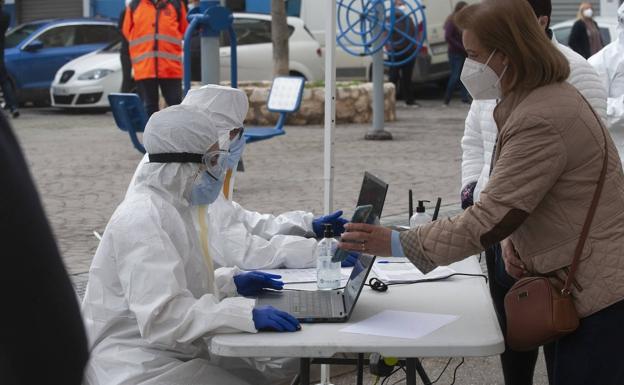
left=291, top=291, right=334, bottom=317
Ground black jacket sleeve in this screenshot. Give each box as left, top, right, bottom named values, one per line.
left=0, top=114, right=89, bottom=385
left=568, top=20, right=590, bottom=59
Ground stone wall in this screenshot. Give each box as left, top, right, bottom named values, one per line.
left=190, top=81, right=396, bottom=125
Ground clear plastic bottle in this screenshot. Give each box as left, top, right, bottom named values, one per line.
left=410, top=200, right=432, bottom=229
left=317, top=223, right=341, bottom=290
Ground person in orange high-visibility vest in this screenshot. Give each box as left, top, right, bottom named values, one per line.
left=122, top=0, right=188, bottom=116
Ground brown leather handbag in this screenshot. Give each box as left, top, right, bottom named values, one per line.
left=503, top=123, right=609, bottom=352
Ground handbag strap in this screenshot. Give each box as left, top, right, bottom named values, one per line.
left=563, top=113, right=609, bottom=295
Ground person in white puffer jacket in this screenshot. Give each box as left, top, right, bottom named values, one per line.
left=588, top=3, right=624, bottom=131
left=458, top=1, right=607, bottom=385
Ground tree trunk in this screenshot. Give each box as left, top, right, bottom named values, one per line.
left=271, top=0, right=289, bottom=77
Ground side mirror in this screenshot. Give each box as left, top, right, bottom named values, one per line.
left=23, top=39, right=44, bottom=52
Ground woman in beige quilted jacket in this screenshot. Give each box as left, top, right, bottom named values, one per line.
left=339, top=0, right=624, bottom=384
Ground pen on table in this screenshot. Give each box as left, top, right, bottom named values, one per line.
left=377, top=261, right=411, bottom=264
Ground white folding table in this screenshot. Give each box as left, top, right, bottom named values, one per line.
left=210, top=256, right=504, bottom=385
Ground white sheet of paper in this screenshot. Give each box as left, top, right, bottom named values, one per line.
left=254, top=268, right=352, bottom=284
left=340, top=310, right=459, bottom=340
left=372, top=261, right=456, bottom=283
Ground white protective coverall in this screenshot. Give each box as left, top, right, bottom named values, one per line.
left=589, top=3, right=624, bottom=131
left=81, top=86, right=261, bottom=385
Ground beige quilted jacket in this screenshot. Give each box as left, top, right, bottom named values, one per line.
left=400, top=81, right=624, bottom=317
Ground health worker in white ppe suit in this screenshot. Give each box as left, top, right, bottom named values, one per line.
left=81, top=85, right=300, bottom=385
left=589, top=3, right=624, bottom=131
left=184, top=87, right=352, bottom=270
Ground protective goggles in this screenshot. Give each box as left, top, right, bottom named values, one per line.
left=148, top=129, right=237, bottom=180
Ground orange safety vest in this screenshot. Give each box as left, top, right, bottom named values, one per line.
left=122, top=0, right=188, bottom=80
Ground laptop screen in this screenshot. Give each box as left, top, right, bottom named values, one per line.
left=343, top=254, right=376, bottom=316
left=356, top=172, right=389, bottom=223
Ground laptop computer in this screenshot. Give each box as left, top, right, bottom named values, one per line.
left=255, top=254, right=376, bottom=323
left=356, top=172, right=389, bottom=224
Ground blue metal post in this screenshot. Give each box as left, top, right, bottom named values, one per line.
left=200, top=0, right=221, bottom=85
left=183, top=16, right=201, bottom=95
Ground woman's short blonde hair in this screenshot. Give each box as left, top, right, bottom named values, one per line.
left=455, top=0, right=569, bottom=93
left=577, top=2, right=592, bottom=19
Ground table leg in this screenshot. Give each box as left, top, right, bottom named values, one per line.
left=300, top=358, right=310, bottom=385
left=405, top=358, right=417, bottom=385
left=415, top=358, right=432, bottom=385
left=357, top=353, right=364, bottom=385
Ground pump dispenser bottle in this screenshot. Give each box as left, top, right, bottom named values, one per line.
left=410, top=200, right=432, bottom=228
left=316, top=223, right=341, bottom=290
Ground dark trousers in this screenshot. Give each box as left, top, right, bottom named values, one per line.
left=0, top=61, right=17, bottom=111
left=444, top=52, right=469, bottom=104
left=136, top=78, right=182, bottom=117
left=485, top=244, right=539, bottom=385
left=120, top=53, right=135, bottom=93
left=389, top=59, right=415, bottom=104
left=543, top=298, right=624, bottom=385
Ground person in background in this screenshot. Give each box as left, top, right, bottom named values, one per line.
left=569, top=2, right=604, bottom=58
left=589, top=3, right=624, bottom=131
left=0, top=113, right=89, bottom=383
left=459, top=0, right=606, bottom=383
left=118, top=0, right=135, bottom=93
left=387, top=0, right=419, bottom=107
left=339, top=1, right=624, bottom=384
left=0, top=0, right=18, bottom=118
left=122, top=0, right=188, bottom=116
left=443, top=1, right=470, bottom=106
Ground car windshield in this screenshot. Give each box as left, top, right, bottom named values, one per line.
left=6, top=22, right=45, bottom=48
left=102, top=40, right=121, bottom=53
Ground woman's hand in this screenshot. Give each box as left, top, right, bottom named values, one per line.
left=338, top=223, right=393, bottom=256
left=501, top=238, right=527, bottom=279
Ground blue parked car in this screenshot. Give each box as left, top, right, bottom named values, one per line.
left=5, top=19, right=120, bottom=105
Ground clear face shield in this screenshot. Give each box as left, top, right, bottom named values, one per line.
left=189, top=130, right=234, bottom=205
left=201, top=131, right=233, bottom=182
left=221, top=127, right=245, bottom=200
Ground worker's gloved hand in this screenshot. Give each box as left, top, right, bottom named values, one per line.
left=234, top=271, right=284, bottom=297
left=253, top=306, right=300, bottom=332
left=341, top=252, right=361, bottom=267
left=313, top=210, right=348, bottom=237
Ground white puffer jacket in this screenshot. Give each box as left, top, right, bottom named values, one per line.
left=588, top=3, right=624, bottom=131
left=461, top=39, right=607, bottom=202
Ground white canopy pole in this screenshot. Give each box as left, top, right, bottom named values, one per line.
left=321, top=1, right=337, bottom=382
left=323, top=0, right=337, bottom=215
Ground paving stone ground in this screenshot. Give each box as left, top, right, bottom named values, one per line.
left=12, top=96, right=587, bottom=385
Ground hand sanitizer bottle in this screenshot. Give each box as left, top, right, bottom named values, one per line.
left=317, top=224, right=340, bottom=290
left=410, top=200, right=432, bottom=228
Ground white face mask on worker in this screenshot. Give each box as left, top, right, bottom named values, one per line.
left=582, top=8, right=593, bottom=18
left=460, top=50, right=507, bottom=100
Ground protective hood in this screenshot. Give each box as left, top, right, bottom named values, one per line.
left=127, top=105, right=218, bottom=206
left=182, top=84, right=249, bottom=130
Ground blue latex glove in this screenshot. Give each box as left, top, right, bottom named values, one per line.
left=313, top=210, right=348, bottom=237
left=252, top=305, right=301, bottom=332
left=341, top=252, right=361, bottom=267
left=234, top=271, right=284, bottom=297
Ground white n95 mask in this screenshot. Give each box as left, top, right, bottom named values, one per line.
left=460, top=50, right=507, bottom=100
left=582, top=8, right=593, bottom=18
